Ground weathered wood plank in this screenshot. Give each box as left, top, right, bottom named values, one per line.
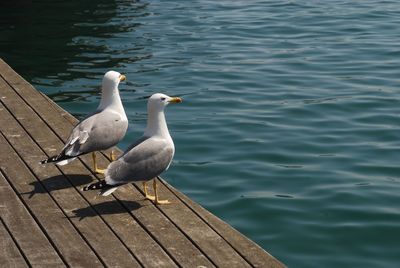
left=162, top=181, right=286, bottom=268
left=0, top=216, right=29, bottom=268
left=0, top=101, right=140, bottom=267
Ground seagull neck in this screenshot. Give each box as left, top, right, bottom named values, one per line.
left=144, top=110, right=170, bottom=137
left=98, top=87, right=125, bottom=114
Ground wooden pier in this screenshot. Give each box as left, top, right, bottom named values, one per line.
left=0, top=58, right=285, bottom=268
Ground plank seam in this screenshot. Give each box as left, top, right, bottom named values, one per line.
left=0, top=213, right=32, bottom=268
left=0, top=167, right=66, bottom=267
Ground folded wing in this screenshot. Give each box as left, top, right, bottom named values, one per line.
left=105, top=136, right=174, bottom=184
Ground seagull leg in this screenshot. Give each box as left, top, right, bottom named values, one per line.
left=110, top=150, right=116, bottom=161
left=92, top=152, right=105, bottom=174
left=153, top=179, right=170, bottom=205
left=143, top=182, right=155, bottom=201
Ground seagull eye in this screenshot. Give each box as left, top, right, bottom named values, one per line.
left=161, top=97, right=166, bottom=101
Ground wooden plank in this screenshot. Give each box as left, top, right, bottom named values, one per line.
left=0, top=102, right=140, bottom=267
left=0, top=217, right=29, bottom=268
left=162, top=181, right=286, bottom=268
left=0, top=61, right=217, bottom=267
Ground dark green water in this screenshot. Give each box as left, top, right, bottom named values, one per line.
left=1, top=0, right=400, bottom=267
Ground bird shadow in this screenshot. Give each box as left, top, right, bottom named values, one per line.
left=21, top=174, right=93, bottom=198
left=71, top=200, right=142, bottom=221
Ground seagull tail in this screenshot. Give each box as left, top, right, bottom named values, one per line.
left=82, top=180, right=118, bottom=196
left=55, top=158, right=76, bottom=166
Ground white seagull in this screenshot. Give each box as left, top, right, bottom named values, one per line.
left=40, top=71, right=128, bottom=174
left=83, top=93, right=182, bottom=205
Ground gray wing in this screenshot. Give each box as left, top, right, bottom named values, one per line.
left=63, top=110, right=128, bottom=156
left=105, top=136, right=174, bottom=184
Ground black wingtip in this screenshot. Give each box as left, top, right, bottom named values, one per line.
left=40, top=155, right=60, bottom=165
left=82, top=180, right=107, bottom=191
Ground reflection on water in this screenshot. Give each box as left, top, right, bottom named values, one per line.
left=1, top=1, right=119, bottom=75
left=0, top=0, right=149, bottom=104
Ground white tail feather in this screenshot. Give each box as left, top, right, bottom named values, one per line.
left=56, top=158, right=76, bottom=166
left=101, top=187, right=118, bottom=196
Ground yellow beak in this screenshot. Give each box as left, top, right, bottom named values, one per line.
left=168, top=97, right=182, bottom=103
left=119, top=74, right=126, bottom=81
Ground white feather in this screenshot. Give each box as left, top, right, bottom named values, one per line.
left=79, top=131, right=89, bottom=144
left=101, top=187, right=118, bottom=196
left=55, top=158, right=76, bottom=166
left=69, top=136, right=79, bottom=145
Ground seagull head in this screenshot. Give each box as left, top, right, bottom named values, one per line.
left=102, top=70, right=126, bottom=90
left=148, top=93, right=182, bottom=112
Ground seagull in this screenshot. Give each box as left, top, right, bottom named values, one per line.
left=40, top=71, right=128, bottom=174
left=83, top=93, right=182, bottom=205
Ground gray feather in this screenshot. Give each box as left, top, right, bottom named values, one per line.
left=63, top=109, right=128, bottom=157
left=105, top=136, right=174, bottom=184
